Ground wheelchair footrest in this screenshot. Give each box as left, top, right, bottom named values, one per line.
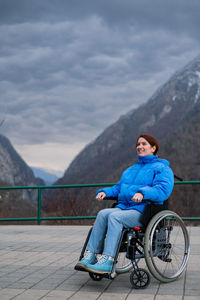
left=89, top=271, right=117, bottom=280
left=75, top=265, right=116, bottom=279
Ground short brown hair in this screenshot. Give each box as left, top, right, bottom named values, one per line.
left=136, top=134, right=160, bottom=155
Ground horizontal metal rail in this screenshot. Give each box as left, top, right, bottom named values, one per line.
left=0, top=181, right=199, bottom=224
left=0, top=183, right=115, bottom=190
left=0, top=181, right=199, bottom=190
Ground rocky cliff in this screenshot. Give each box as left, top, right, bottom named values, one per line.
left=0, top=134, right=43, bottom=186
left=0, top=134, right=44, bottom=219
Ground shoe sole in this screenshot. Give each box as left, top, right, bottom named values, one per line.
left=86, top=266, right=112, bottom=274
left=75, top=263, right=88, bottom=271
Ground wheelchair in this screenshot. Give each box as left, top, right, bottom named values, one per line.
left=75, top=198, right=190, bottom=289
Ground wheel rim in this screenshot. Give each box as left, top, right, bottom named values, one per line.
left=130, top=268, right=150, bottom=289
left=145, top=212, right=190, bottom=282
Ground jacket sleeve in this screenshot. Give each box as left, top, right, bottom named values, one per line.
left=96, top=181, right=121, bottom=198
left=138, top=166, right=174, bottom=202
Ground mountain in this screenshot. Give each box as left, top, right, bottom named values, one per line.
left=0, top=134, right=44, bottom=187
left=31, top=167, right=59, bottom=185
left=45, top=55, right=200, bottom=221
left=0, top=134, right=44, bottom=219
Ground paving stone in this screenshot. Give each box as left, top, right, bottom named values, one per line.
left=11, top=289, right=49, bottom=300
left=0, top=288, right=25, bottom=300
left=68, top=291, right=102, bottom=300
left=98, top=292, right=128, bottom=300
left=127, top=294, right=154, bottom=300
left=42, top=290, right=75, bottom=299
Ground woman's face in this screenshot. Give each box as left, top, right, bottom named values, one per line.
left=136, top=137, right=156, bottom=156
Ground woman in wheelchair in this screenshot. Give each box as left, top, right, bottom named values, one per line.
left=75, top=134, right=174, bottom=275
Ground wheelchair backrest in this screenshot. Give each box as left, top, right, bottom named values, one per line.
left=140, top=200, right=168, bottom=228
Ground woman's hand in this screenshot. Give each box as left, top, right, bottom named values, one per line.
left=96, top=192, right=106, bottom=201
left=131, top=193, right=144, bottom=202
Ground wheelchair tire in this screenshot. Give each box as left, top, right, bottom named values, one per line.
left=144, top=210, right=190, bottom=283
left=130, top=268, right=150, bottom=289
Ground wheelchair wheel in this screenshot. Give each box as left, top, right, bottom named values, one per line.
left=115, top=251, right=133, bottom=274
left=115, top=235, right=143, bottom=274
left=130, top=268, right=150, bottom=289
left=144, top=210, right=190, bottom=283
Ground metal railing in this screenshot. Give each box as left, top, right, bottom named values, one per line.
left=0, top=181, right=200, bottom=225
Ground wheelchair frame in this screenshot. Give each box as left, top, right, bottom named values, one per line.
left=75, top=201, right=190, bottom=289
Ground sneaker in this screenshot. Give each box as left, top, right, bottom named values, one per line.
left=86, top=254, right=114, bottom=274
left=75, top=251, right=97, bottom=270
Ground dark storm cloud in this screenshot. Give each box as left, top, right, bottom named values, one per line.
left=1, top=0, right=200, bottom=35
left=0, top=0, right=200, bottom=153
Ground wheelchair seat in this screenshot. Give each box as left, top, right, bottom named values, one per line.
left=108, top=196, right=168, bottom=228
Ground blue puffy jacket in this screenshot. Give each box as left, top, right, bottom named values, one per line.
left=96, top=155, right=174, bottom=213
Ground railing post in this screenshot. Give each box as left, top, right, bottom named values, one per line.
left=37, top=188, right=41, bottom=225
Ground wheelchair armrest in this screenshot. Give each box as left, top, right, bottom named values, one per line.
left=103, top=196, right=118, bottom=208
left=103, top=196, right=118, bottom=201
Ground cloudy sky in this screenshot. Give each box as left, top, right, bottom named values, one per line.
left=0, top=0, right=200, bottom=175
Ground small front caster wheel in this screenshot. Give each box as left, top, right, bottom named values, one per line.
left=130, top=268, right=150, bottom=289
left=89, top=272, right=103, bottom=281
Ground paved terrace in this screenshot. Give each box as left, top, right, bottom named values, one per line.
left=0, top=225, right=199, bottom=300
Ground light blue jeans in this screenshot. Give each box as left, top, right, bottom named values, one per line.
left=87, top=208, right=143, bottom=257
